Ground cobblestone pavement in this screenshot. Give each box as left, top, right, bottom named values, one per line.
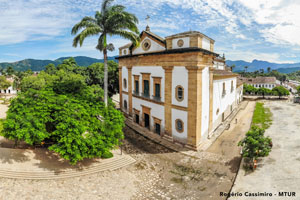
left=230, top=101, right=300, bottom=200
left=0, top=102, right=255, bottom=200
left=0, top=126, right=237, bottom=200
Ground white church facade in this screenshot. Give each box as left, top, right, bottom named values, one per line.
left=117, top=27, right=243, bottom=150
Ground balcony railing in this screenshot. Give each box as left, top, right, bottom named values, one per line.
left=141, top=92, right=150, bottom=98
left=152, top=95, right=162, bottom=102
left=134, top=92, right=162, bottom=103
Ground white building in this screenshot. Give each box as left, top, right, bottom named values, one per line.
left=0, top=77, right=18, bottom=94
left=240, top=77, right=277, bottom=89
left=117, top=27, right=243, bottom=150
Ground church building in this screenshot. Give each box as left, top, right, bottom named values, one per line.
left=117, top=26, right=243, bottom=150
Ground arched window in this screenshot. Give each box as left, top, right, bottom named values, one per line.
left=175, top=119, right=184, bottom=133
left=175, top=85, right=184, bottom=102
left=123, top=78, right=127, bottom=89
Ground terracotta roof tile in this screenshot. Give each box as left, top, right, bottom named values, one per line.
left=239, top=76, right=276, bottom=84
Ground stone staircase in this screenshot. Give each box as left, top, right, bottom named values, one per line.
left=0, top=155, right=135, bottom=180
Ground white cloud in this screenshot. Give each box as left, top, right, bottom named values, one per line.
left=1, top=0, right=300, bottom=63
left=238, top=0, right=300, bottom=46
left=0, top=0, right=100, bottom=45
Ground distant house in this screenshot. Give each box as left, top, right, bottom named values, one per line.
left=239, top=77, right=277, bottom=89
left=282, top=81, right=297, bottom=93
left=0, top=77, right=18, bottom=95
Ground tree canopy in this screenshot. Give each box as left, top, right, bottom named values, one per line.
left=0, top=76, right=11, bottom=90
left=72, top=0, right=140, bottom=106
left=42, top=58, right=119, bottom=97
left=243, top=84, right=290, bottom=98
left=2, top=66, right=124, bottom=164
left=238, top=126, right=272, bottom=160
left=272, top=86, right=290, bottom=98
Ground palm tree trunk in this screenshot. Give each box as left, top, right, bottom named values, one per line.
left=103, top=48, right=108, bottom=106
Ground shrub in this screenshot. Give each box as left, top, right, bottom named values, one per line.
left=2, top=69, right=124, bottom=165
left=238, top=126, right=272, bottom=161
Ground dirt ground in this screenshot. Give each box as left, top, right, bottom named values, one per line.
left=0, top=102, right=255, bottom=200
left=0, top=104, right=8, bottom=119
left=230, top=100, right=300, bottom=200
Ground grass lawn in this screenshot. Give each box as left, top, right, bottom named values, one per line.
left=0, top=119, right=3, bottom=135
left=252, top=102, right=272, bottom=129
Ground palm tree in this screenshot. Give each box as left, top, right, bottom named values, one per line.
left=72, top=0, right=139, bottom=105
left=244, top=66, right=248, bottom=72
left=230, top=64, right=235, bottom=72
left=267, top=67, right=271, bottom=73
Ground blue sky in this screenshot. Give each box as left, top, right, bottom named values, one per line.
left=0, top=0, right=300, bottom=63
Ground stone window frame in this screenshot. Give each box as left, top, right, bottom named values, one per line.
left=133, top=75, right=140, bottom=94
left=133, top=108, right=140, bottom=124
left=175, top=119, right=184, bottom=133
left=152, top=76, right=162, bottom=98
left=141, top=105, right=151, bottom=129
left=153, top=116, right=162, bottom=134
left=175, top=85, right=184, bottom=102
left=123, top=78, right=127, bottom=89
left=141, top=73, right=151, bottom=97
left=142, top=39, right=151, bottom=51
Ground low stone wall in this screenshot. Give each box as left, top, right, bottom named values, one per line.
left=243, top=95, right=288, bottom=101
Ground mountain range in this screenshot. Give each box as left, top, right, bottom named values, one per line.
left=226, top=59, right=300, bottom=74
left=0, top=56, right=118, bottom=72
left=1, top=56, right=300, bottom=74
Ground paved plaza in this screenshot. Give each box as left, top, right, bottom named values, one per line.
left=230, top=101, right=300, bottom=200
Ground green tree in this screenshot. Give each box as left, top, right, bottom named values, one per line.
left=267, top=67, right=271, bottom=73
left=0, top=76, right=11, bottom=90
left=272, top=86, right=290, bottom=98
left=230, top=64, right=235, bottom=72
left=296, top=85, right=300, bottom=94
left=85, top=61, right=119, bottom=96
left=3, top=70, right=124, bottom=164
left=238, top=126, right=272, bottom=165
left=279, top=74, right=287, bottom=83
left=243, top=84, right=257, bottom=95
left=20, top=71, right=51, bottom=92
left=45, top=63, right=57, bottom=75
left=257, top=87, right=272, bottom=98
left=6, top=66, right=15, bottom=76
left=244, top=66, right=248, bottom=73
left=72, top=0, right=139, bottom=106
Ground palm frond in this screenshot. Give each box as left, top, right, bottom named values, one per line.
left=111, top=30, right=140, bottom=46
left=73, top=27, right=102, bottom=47
left=71, top=16, right=97, bottom=35
left=96, top=34, right=105, bottom=51
left=101, top=0, right=114, bottom=13
left=105, top=9, right=139, bottom=34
